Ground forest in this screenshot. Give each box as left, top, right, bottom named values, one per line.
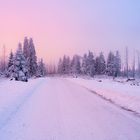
left=0, top=37, right=140, bottom=81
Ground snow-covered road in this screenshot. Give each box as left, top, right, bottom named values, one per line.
left=0, top=78, right=140, bottom=140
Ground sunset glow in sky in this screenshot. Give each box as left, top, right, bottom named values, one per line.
left=0, top=0, right=140, bottom=62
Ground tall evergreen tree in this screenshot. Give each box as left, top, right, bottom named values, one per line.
left=71, top=55, right=81, bottom=75
left=7, top=50, right=14, bottom=69
left=65, top=56, right=71, bottom=74
left=13, top=43, right=28, bottom=81
left=37, top=58, right=47, bottom=77
left=23, top=37, right=30, bottom=59
left=61, top=55, right=67, bottom=74
left=57, top=58, right=63, bottom=74
left=6, top=50, right=14, bottom=77
left=81, top=53, right=88, bottom=75
left=28, top=38, right=38, bottom=77
left=87, top=51, right=95, bottom=77
left=107, top=51, right=115, bottom=76
left=114, top=51, right=121, bottom=77
left=95, top=52, right=106, bottom=75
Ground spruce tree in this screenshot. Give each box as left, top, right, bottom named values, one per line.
left=87, top=51, right=95, bottom=77
left=107, top=51, right=115, bottom=76
left=95, top=52, right=106, bottom=75
left=57, top=58, right=63, bottom=74
left=23, top=37, right=30, bottom=59
left=23, top=37, right=30, bottom=77
left=65, top=56, right=71, bottom=74
left=114, top=51, right=121, bottom=77
left=61, top=55, right=67, bottom=74
left=13, top=43, right=28, bottom=81
left=71, top=55, right=81, bottom=75
left=81, top=53, right=88, bottom=75
left=37, top=59, right=47, bottom=77
left=28, top=38, right=37, bottom=77
left=6, top=50, right=14, bottom=77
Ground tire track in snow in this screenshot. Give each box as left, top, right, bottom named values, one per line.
left=0, top=79, right=45, bottom=130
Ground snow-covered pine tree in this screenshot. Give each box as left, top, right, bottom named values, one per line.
left=7, top=51, right=14, bottom=68
left=95, top=56, right=100, bottom=74
left=71, top=55, right=81, bottom=75
left=114, top=51, right=121, bottom=77
left=23, top=37, right=30, bottom=59
left=106, top=51, right=115, bottom=76
left=57, top=58, right=63, bottom=74
left=61, top=55, right=66, bottom=74
left=132, top=49, right=135, bottom=78
left=61, top=55, right=70, bottom=74
left=81, top=53, right=88, bottom=75
left=23, top=37, right=30, bottom=77
left=37, top=58, right=47, bottom=77
left=13, top=43, right=28, bottom=81
left=87, top=51, right=95, bottom=77
left=28, top=38, right=38, bottom=77
left=95, top=52, right=106, bottom=75
left=125, top=47, right=129, bottom=78
left=0, top=45, right=6, bottom=73
left=6, top=50, right=14, bottom=77
left=65, top=56, right=71, bottom=74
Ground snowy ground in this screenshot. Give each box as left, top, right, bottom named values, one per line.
left=67, top=77, right=140, bottom=116
left=0, top=77, right=140, bottom=140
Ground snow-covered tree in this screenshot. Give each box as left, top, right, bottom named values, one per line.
left=23, top=37, right=30, bottom=77
left=13, top=43, right=28, bottom=81
left=132, top=50, right=135, bottom=78
left=65, top=56, right=71, bottom=74
left=71, top=55, right=81, bottom=75
left=125, top=47, right=129, bottom=78
left=61, top=55, right=67, bottom=74
left=86, top=51, right=95, bottom=77
left=106, top=51, right=115, bottom=76
left=95, top=52, right=106, bottom=75
left=57, top=58, right=63, bottom=74
left=0, top=46, right=6, bottom=74
left=23, top=37, right=30, bottom=59
left=81, top=53, right=88, bottom=75
left=37, top=58, right=47, bottom=77
left=59, top=55, right=70, bottom=74
left=28, top=38, right=38, bottom=77
left=114, top=51, right=121, bottom=77
left=6, top=50, right=14, bottom=77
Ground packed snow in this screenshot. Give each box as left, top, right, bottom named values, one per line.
left=0, top=77, right=140, bottom=140
left=67, top=77, right=140, bottom=116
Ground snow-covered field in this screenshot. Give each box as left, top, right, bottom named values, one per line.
left=0, top=77, right=140, bottom=140
left=67, top=77, right=140, bottom=116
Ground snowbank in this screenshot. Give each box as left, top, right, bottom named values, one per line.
left=67, top=77, right=140, bottom=115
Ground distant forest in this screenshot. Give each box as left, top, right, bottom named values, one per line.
left=0, top=37, right=140, bottom=81
left=57, top=48, right=140, bottom=79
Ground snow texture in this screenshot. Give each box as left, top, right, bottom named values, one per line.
left=67, top=77, right=140, bottom=116
left=0, top=78, right=140, bottom=140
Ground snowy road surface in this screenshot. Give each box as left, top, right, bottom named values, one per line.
left=0, top=78, right=140, bottom=140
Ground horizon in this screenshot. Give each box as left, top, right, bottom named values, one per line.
left=0, top=0, right=140, bottom=64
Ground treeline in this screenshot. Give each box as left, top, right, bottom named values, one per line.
left=1, top=38, right=140, bottom=80
left=0, top=37, right=47, bottom=81
left=57, top=49, right=140, bottom=79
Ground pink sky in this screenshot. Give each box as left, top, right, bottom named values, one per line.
left=0, top=0, right=140, bottom=63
